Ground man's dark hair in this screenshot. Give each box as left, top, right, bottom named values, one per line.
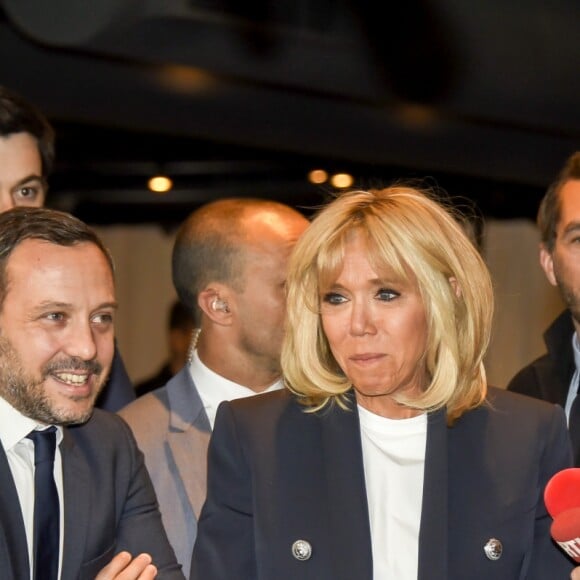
left=0, top=85, right=56, bottom=178
left=0, top=207, right=114, bottom=307
left=537, top=151, right=580, bottom=252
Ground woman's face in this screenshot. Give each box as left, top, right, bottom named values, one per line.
left=320, top=231, right=429, bottom=418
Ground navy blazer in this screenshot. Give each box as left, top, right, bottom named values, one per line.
left=191, top=387, right=574, bottom=580
left=0, top=409, right=184, bottom=580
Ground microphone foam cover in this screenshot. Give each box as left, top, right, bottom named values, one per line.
left=551, top=507, right=580, bottom=562
left=544, top=468, right=580, bottom=518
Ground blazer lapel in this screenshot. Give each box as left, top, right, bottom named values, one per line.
left=544, top=310, right=575, bottom=406
left=166, top=371, right=211, bottom=518
left=60, top=429, right=91, bottom=579
left=0, top=444, right=29, bottom=578
left=166, top=430, right=210, bottom=519
left=320, top=399, right=373, bottom=580
left=418, top=408, right=448, bottom=580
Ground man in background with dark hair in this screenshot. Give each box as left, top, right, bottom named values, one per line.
left=508, top=151, right=580, bottom=464
left=0, top=85, right=53, bottom=211
left=0, top=84, right=135, bottom=411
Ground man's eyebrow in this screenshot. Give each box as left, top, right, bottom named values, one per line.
left=562, top=221, right=580, bottom=236
left=13, top=174, right=45, bottom=187
left=32, top=301, right=119, bottom=311
left=34, top=301, right=73, bottom=310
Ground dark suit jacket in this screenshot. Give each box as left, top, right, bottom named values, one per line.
left=507, top=309, right=575, bottom=408
left=507, top=310, right=580, bottom=466
left=0, top=409, right=184, bottom=580
left=191, top=387, right=574, bottom=580
left=96, top=342, right=136, bottom=412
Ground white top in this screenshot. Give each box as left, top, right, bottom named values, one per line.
left=0, top=396, right=64, bottom=579
left=358, top=404, right=427, bottom=580
left=189, top=349, right=283, bottom=428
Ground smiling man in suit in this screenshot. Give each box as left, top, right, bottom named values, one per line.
left=0, top=207, right=183, bottom=579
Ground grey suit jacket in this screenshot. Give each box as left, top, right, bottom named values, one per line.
left=0, top=408, right=184, bottom=580
left=119, top=367, right=210, bottom=578
left=191, top=387, right=574, bottom=580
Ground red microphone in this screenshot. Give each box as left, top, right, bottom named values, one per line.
left=544, top=468, right=580, bottom=562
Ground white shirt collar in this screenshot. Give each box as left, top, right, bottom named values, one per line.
left=188, top=349, right=283, bottom=428
left=573, top=332, right=580, bottom=373
left=0, top=395, right=63, bottom=453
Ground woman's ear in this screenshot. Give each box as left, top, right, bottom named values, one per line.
left=449, top=276, right=462, bottom=298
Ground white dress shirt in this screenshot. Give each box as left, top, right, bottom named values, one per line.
left=0, top=396, right=64, bottom=579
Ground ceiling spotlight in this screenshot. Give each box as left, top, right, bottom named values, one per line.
left=148, top=175, right=173, bottom=193
left=308, top=169, right=328, bottom=184
left=330, top=173, right=354, bottom=189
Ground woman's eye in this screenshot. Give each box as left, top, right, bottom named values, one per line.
left=377, top=288, right=399, bottom=301
left=322, top=292, right=347, bottom=305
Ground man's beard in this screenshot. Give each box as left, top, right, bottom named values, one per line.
left=0, top=335, right=105, bottom=425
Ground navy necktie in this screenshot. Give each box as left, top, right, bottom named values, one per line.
left=27, top=427, right=59, bottom=580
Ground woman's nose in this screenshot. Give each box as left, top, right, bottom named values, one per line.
left=350, top=302, right=376, bottom=336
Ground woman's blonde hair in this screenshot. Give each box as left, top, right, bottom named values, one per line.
left=282, top=185, right=493, bottom=425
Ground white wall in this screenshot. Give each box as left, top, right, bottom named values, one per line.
left=93, top=225, right=178, bottom=385
left=484, top=219, right=564, bottom=388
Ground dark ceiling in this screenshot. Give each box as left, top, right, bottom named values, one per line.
left=0, top=0, right=578, bottom=227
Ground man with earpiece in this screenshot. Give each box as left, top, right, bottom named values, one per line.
left=119, top=198, right=309, bottom=577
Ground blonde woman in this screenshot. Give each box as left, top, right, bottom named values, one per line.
left=191, top=186, right=573, bottom=579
